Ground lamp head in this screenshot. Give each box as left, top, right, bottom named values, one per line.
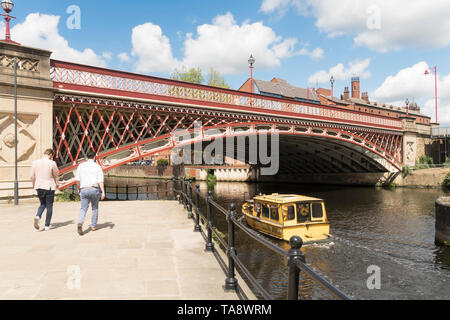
left=330, top=76, right=335, bottom=84
left=1, top=0, right=13, bottom=14
left=248, top=54, right=255, bottom=67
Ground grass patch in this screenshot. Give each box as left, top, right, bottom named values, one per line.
left=55, top=190, right=80, bottom=202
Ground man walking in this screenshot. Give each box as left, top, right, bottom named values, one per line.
left=30, top=149, right=59, bottom=231
left=75, top=151, right=105, bottom=235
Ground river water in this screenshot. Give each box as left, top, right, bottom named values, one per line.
left=104, top=177, right=450, bottom=300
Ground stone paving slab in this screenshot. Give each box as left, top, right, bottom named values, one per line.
left=0, top=200, right=252, bottom=300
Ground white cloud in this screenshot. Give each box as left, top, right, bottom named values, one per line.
left=129, top=12, right=313, bottom=75
left=131, top=22, right=178, bottom=73
left=1, top=13, right=107, bottom=66
left=308, top=58, right=371, bottom=84
left=181, top=12, right=298, bottom=74
left=298, top=47, right=324, bottom=60
left=118, top=52, right=131, bottom=63
left=261, top=0, right=450, bottom=52
left=371, top=62, right=450, bottom=124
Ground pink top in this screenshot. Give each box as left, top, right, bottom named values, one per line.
left=30, top=157, right=59, bottom=191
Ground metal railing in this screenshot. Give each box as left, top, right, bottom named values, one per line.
left=432, top=127, right=450, bottom=138
left=68, top=179, right=176, bottom=201
left=175, top=177, right=349, bottom=300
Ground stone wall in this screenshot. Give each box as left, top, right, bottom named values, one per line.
left=0, top=42, right=53, bottom=198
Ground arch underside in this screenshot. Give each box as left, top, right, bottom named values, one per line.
left=53, top=101, right=403, bottom=189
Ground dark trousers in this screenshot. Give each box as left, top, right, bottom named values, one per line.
left=36, top=189, right=55, bottom=227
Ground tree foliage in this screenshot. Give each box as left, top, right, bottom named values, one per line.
left=171, top=67, right=204, bottom=84
left=206, top=68, right=230, bottom=89
left=171, top=66, right=230, bottom=89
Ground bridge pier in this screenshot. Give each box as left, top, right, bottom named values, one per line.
left=0, top=42, right=54, bottom=200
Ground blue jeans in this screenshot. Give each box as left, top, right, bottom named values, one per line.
left=36, top=189, right=55, bottom=227
left=78, top=188, right=101, bottom=228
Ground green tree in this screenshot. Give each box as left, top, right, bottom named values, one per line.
left=206, top=68, right=230, bottom=89
left=171, top=67, right=204, bottom=84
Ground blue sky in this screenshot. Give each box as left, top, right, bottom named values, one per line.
left=6, top=0, right=450, bottom=125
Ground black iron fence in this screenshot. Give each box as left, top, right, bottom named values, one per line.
left=175, top=177, right=349, bottom=301
left=69, top=179, right=175, bottom=201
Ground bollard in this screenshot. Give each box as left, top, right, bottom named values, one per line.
left=225, top=203, right=238, bottom=291
left=165, top=180, right=169, bottom=200
left=287, top=236, right=305, bottom=300
left=205, top=190, right=214, bottom=252
left=194, top=184, right=201, bottom=232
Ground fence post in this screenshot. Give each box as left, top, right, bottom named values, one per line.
left=182, top=178, right=187, bottom=209
left=225, top=203, right=238, bottom=291
left=156, top=181, right=160, bottom=200
left=205, top=190, right=214, bottom=252
left=165, top=180, right=169, bottom=200
left=187, top=180, right=193, bottom=219
left=126, top=184, right=129, bottom=201
left=136, top=184, right=139, bottom=200
left=146, top=183, right=149, bottom=200
left=116, top=184, right=119, bottom=200
left=287, top=236, right=305, bottom=300
left=172, top=177, right=177, bottom=201
left=194, top=184, right=201, bottom=232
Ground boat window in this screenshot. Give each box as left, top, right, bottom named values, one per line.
left=262, top=204, right=270, bottom=218
left=270, top=206, right=279, bottom=221
left=255, top=202, right=261, bottom=216
left=285, top=205, right=295, bottom=221
left=311, top=202, right=323, bottom=219
left=297, top=203, right=310, bottom=223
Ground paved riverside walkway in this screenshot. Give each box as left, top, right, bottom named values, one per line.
left=0, top=200, right=253, bottom=300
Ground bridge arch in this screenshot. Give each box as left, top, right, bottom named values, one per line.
left=56, top=118, right=402, bottom=189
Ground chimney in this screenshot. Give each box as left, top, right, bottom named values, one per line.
left=361, top=92, right=370, bottom=103
left=343, top=86, right=350, bottom=100
left=351, top=77, right=360, bottom=99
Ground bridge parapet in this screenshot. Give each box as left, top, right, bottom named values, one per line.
left=50, top=60, right=402, bottom=132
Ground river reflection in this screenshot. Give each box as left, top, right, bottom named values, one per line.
left=105, top=177, right=450, bottom=300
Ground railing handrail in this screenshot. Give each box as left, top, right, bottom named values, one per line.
left=176, top=178, right=350, bottom=300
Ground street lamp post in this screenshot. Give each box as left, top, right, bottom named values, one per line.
left=13, top=58, right=18, bottom=205
left=424, top=66, right=438, bottom=123
left=0, top=0, right=16, bottom=43
left=248, top=54, right=255, bottom=94
left=330, top=76, right=335, bottom=105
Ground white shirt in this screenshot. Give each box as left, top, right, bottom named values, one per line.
left=75, top=159, right=104, bottom=189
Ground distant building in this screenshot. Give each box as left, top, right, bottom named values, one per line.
left=239, top=76, right=431, bottom=126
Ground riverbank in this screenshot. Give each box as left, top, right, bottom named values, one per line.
left=394, top=167, right=450, bottom=188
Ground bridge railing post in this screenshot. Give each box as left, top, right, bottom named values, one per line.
left=205, top=190, right=214, bottom=252
left=287, top=235, right=305, bottom=300
left=225, top=203, right=238, bottom=291
left=194, top=184, right=201, bottom=232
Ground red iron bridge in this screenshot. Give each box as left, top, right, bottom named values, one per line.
left=50, top=60, right=407, bottom=189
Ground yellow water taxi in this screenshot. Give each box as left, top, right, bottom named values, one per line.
left=242, top=194, right=331, bottom=243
